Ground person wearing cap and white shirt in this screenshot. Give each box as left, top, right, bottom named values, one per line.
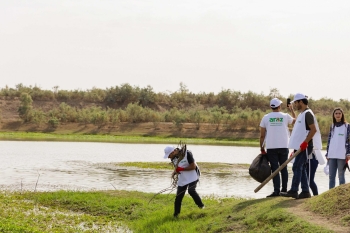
left=280, top=93, right=323, bottom=199
left=259, top=98, right=296, bottom=197
left=163, top=145, right=204, bottom=218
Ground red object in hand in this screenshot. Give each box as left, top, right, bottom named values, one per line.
left=176, top=167, right=184, bottom=173
left=300, top=141, right=308, bottom=151
left=260, top=149, right=267, bottom=155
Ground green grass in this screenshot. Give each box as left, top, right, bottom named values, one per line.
left=0, top=190, right=338, bottom=233
left=0, top=131, right=260, bottom=146
left=117, top=161, right=250, bottom=173
left=304, top=184, right=350, bottom=226
left=0, top=131, right=329, bottom=148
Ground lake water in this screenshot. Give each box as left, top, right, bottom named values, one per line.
left=0, top=141, right=346, bottom=199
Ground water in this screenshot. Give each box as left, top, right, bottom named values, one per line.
left=0, top=141, right=345, bottom=199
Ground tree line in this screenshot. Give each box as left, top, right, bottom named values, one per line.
left=1, top=83, right=350, bottom=137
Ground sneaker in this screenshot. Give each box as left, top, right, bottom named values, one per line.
left=173, top=213, right=179, bottom=218
left=266, top=192, right=280, bottom=198
left=200, top=205, right=205, bottom=209
left=280, top=190, right=298, bottom=199
left=281, top=188, right=287, bottom=193
left=298, top=191, right=311, bottom=199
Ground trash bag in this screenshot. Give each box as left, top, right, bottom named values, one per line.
left=324, top=163, right=329, bottom=175
left=249, top=154, right=271, bottom=183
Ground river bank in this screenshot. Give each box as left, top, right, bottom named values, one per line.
left=0, top=125, right=260, bottom=147
left=0, top=120, right=331, bottom=147
left=1, top=184, right=349, bottom=232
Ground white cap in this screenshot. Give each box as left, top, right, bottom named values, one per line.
left=291, top=93, right=308, bottom=103
left=270, top=98, right=282, bottom=108
left=164, top=146, right=175, bottom=159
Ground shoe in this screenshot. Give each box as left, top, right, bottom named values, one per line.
left=280, top=190, right=298, bottom=199
left=266, top=192, right=280, bottom=197
left=173, top=213, right=179, bottom=218
left=200, top=205, right=205, bottom=209
left=281, top=188, right=287, bottom=192
left=298, top=191, right=311, bottom=199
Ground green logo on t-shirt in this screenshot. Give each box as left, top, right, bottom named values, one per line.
left=269, top=118, right=283, bottom=122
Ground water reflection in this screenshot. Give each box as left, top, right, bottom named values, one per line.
left=0, top=141, right=346, bottom=199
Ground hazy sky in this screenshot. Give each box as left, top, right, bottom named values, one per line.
left=1, top=1, right=350, bottom=100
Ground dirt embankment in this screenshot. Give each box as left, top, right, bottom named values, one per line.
left=0, top=98, right=260, bottom=139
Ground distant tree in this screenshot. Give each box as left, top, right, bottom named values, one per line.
left=138, top=85, right=156, bottom=107
left=125, top=103, right=145, bottom=123
left=269, top=88, right=281, bottom=98
left=32, top=109, right=46, bottom=127
left=107, top=107, right=120, bottom=127
left=18, top=93, right=33, bottom=122
left=48, top=117, right=59, bottom=128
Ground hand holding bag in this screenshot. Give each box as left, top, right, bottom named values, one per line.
left=324, top=161, right=329, bottom=175
left=249, top=153, right=271, bottom=183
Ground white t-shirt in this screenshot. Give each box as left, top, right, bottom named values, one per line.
left=260, top=112, right=293, bottom=149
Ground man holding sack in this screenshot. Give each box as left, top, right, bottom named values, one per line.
left=259, top=97, right=296, bottom=197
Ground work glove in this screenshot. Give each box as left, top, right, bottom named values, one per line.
left=260, top=149, right=267, bottom=155
left=300, top=141, right=308, bottom=151
left=176, top=167, right=184, bottom=173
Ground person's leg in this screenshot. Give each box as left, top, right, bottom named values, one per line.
left=266, top=149, right=281, bottom=194
left=281, top=149, right=306, bottom=198
left=306, top=157, right=319, bottom=195
left=337, top=159, right=346, bottom=185
left=278, top=148, right=289, bottom=192
left=174, top=184, right=188, bottom=216
left=328, top=159, right=337, bottom=189
left=299, top=145, right=312, bottom=193
left=187, top=180, right=204, bottom=208
left=290, top=150, right=308, bottom=192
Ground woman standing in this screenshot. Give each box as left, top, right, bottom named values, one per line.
left=325, top=108, right=350, bottom=189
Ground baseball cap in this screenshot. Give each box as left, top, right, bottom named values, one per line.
left=291, top=93, right=308, bottom=103
left=164, top=146, right=175, bottom=159
left=270, top=98, right=282, bottom=108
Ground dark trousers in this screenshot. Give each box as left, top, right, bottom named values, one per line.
left=174, top=180, right=204, bottom=215
left=306, top=154, right=319, bottom=195
left=266, top=148, right=289, bottom=193
left=291, top=144, right=313, bottom=192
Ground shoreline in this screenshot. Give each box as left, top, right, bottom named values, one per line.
left=0, top=131, right=260, bottom=147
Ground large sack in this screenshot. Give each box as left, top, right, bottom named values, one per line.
left=249, top=154, right=271, bottom=183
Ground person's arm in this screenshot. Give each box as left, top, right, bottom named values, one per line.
left=304, top=112, right=316, bottom=143
left=299, top=112, right=316, bottom=150
left=304, top=124, right=317, bottom=143
left=259, top=127, right=266, bottom=151
left=346, top=124, right=350, bottom=158
left=183, top=162, right=196, bottom=171
left=288, top=104, right=296, bottom=124
left=178, top=151, right=196, bottom=171
left=325, top=126, right=332, bottom=159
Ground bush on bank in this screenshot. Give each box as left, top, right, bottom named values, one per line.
left=1, top=84, right=349, bottom=139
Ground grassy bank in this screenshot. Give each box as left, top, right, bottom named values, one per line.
left=1, top=186, right=349, bottom=233
left=0, top=132, right=259, bottom=147
left=0, top=131, right=330, bottom=148
left=117, top=162, right=250, bottom=173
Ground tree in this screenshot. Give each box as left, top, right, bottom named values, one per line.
left=18, top=93, right=33, bottom=122
left=269, top=88, right=281, bottom=98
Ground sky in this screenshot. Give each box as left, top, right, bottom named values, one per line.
left=1, top=0, right=350, bottom=101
